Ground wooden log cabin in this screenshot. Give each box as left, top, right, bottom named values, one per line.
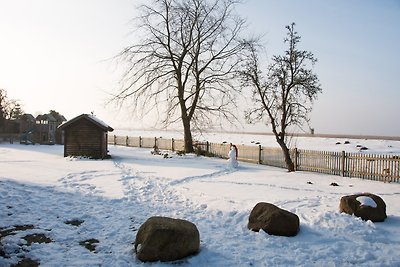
left=58, top=114, right=114, bottom=159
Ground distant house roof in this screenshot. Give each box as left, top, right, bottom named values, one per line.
left=58, top=114, right=114, bottom=132
left=36, top=114, right=57, bottom=122
left=20, top=113, right=36, bottom=122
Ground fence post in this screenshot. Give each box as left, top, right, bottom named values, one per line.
left=207, top=141, right=210, bottom=154
left=172, top=138, right=175, bottom=151
left=113, top=135, right=116, bottom=145
left=258, top=145, right=262, bottom=164
left=126, top=136, right=129, bottom=147
left=341, top=151, right=346, bottom=177
left=139, top=136, right=142, bottom=148
left=154, top=137, right=157, bottom=148
left=294, top=148, right=298, bottom=171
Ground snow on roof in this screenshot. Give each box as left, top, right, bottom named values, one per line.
left=87, top=114, right=114, bottom=132
left=58, top=114, right=114, bottom=132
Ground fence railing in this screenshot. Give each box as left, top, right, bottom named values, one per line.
left=109, top=135, right=400, bottom=183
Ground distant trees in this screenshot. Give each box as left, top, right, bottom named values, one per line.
left=0, top=89, right=24, bottom=132
left=240, top=23, right=322, bottom=171
left=114, top=0, right=248, bottom=153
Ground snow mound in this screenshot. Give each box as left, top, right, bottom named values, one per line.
left=356, top=196, right=377, bottom=208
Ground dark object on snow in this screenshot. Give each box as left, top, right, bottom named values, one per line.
left=58, top=114, right=113, bottom=159
left=354, top=145, right=369, bottom=151
left=23, top=233, right=52, bottom=246
left=11, top=258, right=39, bottom=267
left=336, top=142, right=341, bottom=145
left=340, top=193, right=387, bottom=222
left=135, top=216, right=200, bottom=262
left=344, top=141, right=350, bottom=144
left=0, top=245, right=5, bottom=258
left=307, top=181, right=313, bottom=185
left=330, top=182, right=339, bottom=186
left=151, top=145, right=161, bottom=155
left=248, top=202, right=299, bottom=237
left=79, top=238, right=99, bottom=252
left=65, top=219, right=84, bottom=227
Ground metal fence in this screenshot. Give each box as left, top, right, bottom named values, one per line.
left=109, top=135, right=400, bottom=183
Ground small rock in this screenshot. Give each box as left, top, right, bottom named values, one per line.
left=330, top=182, right=339, bottom=186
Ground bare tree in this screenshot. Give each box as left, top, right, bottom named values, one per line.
left=241, top=23, right=322, bottom=171
left=0, top=89, right=24, bottom=132
left=114, top=0, right=247, bottom=152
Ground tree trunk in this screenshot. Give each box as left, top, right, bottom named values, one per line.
left=276, top=138, right=295, bottom=172
left=182, top=117, right=194, bottom=153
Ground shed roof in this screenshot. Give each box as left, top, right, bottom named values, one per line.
left=58, top=114, right=114, bottom=132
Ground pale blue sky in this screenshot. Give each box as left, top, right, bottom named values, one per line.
left=0, top=0, right=399, bottom=136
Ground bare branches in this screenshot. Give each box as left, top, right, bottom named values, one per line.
left=0, top=89, right=24, bottom=132
left=113, top=0, right=247, bottom=152
left=240, top=23, right=322, bottom=171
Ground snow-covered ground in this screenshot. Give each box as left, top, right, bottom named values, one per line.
left=1, top=136, right=400, bottom=266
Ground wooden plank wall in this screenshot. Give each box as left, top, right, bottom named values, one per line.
left=65, top=120, right=103, bottom=158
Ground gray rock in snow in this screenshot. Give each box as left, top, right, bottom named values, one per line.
left=135, top=216, right=200, bottom=262
left=248, top=202, right=300, bottom=237
left=340, top=193, right=387, bottom=222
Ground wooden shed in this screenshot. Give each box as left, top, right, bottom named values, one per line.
left=58, top=114, right=114, bottom=159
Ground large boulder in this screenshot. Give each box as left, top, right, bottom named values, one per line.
left=134, top=216, right=200, bottom=262
left=340, top=193, right=387, bottom=222
left=248, top=202, right=300, bottom=237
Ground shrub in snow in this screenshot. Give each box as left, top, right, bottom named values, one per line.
left=340, top=193, right=387, bottom=222
left=134, top=216, right=200, bottom=262
left=248, top=202, right=300, bottom=237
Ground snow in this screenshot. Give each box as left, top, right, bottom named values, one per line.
left=115, top=129, right=400, bottom=154
left=1, top=135, right=400, bottom=266
left=357, top=196, right=378, bottom=208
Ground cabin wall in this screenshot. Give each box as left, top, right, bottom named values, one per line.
left=64, top=119, right=106, bottom=158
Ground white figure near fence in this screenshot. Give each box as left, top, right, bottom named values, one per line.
left=228, top=144, right=238, bottom=169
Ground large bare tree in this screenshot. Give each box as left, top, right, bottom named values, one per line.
left=114, top=0, right=247, bottom=152
left=241, top=23, right=322, bottom=171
